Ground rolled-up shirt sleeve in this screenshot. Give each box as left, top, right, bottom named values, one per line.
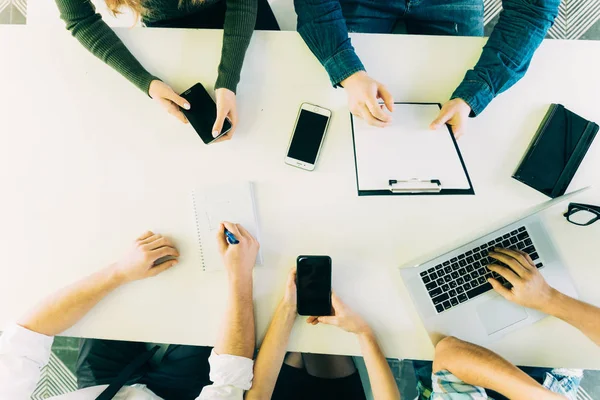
left=0, top=323, right=54, bottom=399
left=197, top=350, right=254, bottom=400
left=451, top=0, right=559, bottom=116
left=295, top=0, right=366, bottom=87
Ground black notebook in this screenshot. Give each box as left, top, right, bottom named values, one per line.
left=513, top=104, right=599, bottom=198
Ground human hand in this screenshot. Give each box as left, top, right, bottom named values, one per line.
left=306, top=292, right=372, bottom=336
left=429, top=98, right=471, bottom=139
left=487, top=248, right=556, bottom=311
left=148, top=80, right=190, bottom=124
left=216, top=222, right=259, bottom=279
left=211, top=88, right=238, bottom=143
left=341, top=71, right=394, bottom=128
left=112, top=231, right=180, bottom=283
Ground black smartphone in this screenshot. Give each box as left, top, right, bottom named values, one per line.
left=296, top=255, right=332, bottom=316
left=180, top=83, right=232, bottom=144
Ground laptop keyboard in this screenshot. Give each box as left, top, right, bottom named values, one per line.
left=420, top=226, right=543, bottom=314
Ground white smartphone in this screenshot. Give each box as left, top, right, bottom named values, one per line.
left=285, top=103, right=332, bottom=171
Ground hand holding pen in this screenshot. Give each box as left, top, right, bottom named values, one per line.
left=216, top=221, right=259, bottom=278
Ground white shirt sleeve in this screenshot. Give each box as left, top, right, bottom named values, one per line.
left=0, top=323, right=54, bottom=400
left=197, top=350, right=254, bottom=400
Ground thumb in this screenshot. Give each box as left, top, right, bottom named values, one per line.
left=165, top=89, right=191, bottom=111
left=212, top=109, right=227, bottom=138
left=330, top=291, right=343, bottom=308
left=316, top=316, right=338, bottom=326
left=430, top=107, right=453, bottom=130
left=149, top=259, right=178, bottom=277
left=488, top=278, right=512, bottom=300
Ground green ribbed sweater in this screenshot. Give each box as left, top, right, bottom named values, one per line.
left=55, top=0, right=257, bottom=94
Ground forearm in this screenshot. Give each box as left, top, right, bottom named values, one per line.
left=214, top=275, right=255, bottom=359
left=55, top=0, right=157, bottom=94
left=294, top=0, right=364, bottom=86
left=434, top=337, right=559, bottom=400
left=245, top=301, right=296, bottom=400
left=542, top=289, right=600, bottom=346
left=215, top=0, right=257, bottom=92
left=18, top=265, right=125, bottom=336
left=451, top=0, right=559, bottom=115
left=358, top=331, right=400, bottom=400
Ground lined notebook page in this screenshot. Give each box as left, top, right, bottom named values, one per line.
left=191, top=182, right=262, bottom=271
left=353, top=104, right=470, bottom=191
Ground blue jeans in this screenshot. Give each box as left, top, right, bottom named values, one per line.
left=341, top=0, right=483, bottom=37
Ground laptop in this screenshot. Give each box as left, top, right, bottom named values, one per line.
left=401, top=188, right=587, bottom=344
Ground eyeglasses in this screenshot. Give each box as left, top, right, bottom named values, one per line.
left=564, top=203, right=600, bottom=226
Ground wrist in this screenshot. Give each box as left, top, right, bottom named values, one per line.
left=340, top=70, right=366, bottom=88
left=455, top=98, right=471, bottom=111
left=356, top=326, right=375, bottom=340
left=525, top=384, right=563, bottom=400
left=450, top=78, right=491, bottom=117
left=148, top=79, right=160, bottom=97
left=357, top=329, right=378, bottom=352
left=105, top=263, right=130, bottom=287
left=228, top=272, right=253, bottom=292
left=278, top=300, right=297, bottom=318
left=540, top=287, right=563, bottom=315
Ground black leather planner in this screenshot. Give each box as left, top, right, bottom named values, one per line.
left=513, top=104, right=598, bottom=198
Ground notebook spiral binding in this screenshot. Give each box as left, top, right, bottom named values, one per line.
left=191, top=189, right=207, bottom=271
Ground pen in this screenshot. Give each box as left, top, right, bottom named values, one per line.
left=224, top=228, right=239, bottom=245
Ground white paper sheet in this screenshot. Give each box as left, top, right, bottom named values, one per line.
left=192, top=182, right=262, bottom=271
left=353, top=104, right=471, bottom=192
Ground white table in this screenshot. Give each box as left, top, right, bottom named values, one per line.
left=1, top=26, right=599, bottom=369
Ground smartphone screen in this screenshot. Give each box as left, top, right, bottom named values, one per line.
left=296, top=256, right=332, bottom=316
left=180, top=83, right=232, bottom=144
left=287, top=109, right=330, bottom=164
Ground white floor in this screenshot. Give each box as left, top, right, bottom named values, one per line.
left=28, top=0, right=297, bottom=30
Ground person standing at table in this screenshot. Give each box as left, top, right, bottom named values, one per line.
left=424, top=247, right=600, bottom=399
left=245, top=268, right=400, bottom=400
left=0, top=223, right=260, bottom=400
left=55, top=0, right=280, bottom=142
left=294, top=0, right=558, bottom=137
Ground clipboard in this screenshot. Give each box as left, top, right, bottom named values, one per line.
left=351, top=102, right=474, bottom=196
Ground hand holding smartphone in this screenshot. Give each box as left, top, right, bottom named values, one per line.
left=296, top=255, right=332, bottom=316
left=285, top=103, right=332, bottom=171
left=180, top=83, right=232, bottom=144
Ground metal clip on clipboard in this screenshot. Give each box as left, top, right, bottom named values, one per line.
left=388, top=179, right=442, bottom=193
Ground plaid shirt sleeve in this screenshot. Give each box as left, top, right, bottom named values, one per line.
left=541, top=368, right=583, bottom=400
left=429, top=368, right=582, bottom=400
left=430, top=370, right=489, bottom=400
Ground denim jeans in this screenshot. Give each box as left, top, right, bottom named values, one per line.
left=144, top=0, right=280, bottom=31
left=341, top=0, right=483, bottom=37
left=295, top=0, right=559, bottom=116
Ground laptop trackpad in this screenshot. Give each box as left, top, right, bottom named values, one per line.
left=477, top=296, right=528, bottom=335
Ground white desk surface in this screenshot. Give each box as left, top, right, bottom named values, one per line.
left=1, top=26, right=599, bottom=369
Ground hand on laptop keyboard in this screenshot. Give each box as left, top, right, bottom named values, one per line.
left=421, top=227, right=546, bottom=314
left=488, top=248, right=555, bottom=311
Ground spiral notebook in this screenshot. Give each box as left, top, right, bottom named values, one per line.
left=191, top=182, right=262, bottom=271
